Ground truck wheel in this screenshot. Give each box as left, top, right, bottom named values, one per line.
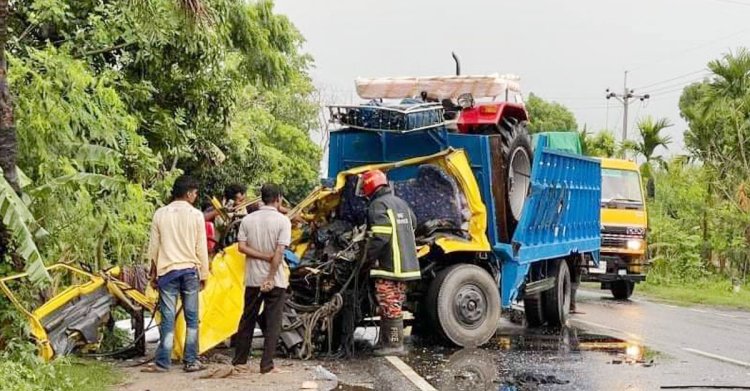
left=501, top=120, right=532, bottom=235
left=542, top=259, right=571, bottom=327
left=523, top=293, right=545, bottom=327
left=427, top=264, right=501, bottom=347
left=611, top=281, right=635, bottom=300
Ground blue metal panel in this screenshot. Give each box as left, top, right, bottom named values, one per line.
left=327, top=129, right=446, bottom=177
left=498, top=134, right=602, bottom=306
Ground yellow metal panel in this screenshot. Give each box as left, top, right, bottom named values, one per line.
left=601, top=209, right=647, bottom=228
left=172, top=244, right=246, bottom=359
left=599, top=157, right=639, bottom=171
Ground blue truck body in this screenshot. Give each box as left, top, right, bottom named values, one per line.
left=327, top=126, right=601, bottom=308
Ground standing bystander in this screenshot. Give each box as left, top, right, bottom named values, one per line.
left=144, top=175, right=210, bottom=373
left=232, top=183, right=291, bottom=374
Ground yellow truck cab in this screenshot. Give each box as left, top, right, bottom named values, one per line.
left=582, top=158, right=648, bottom=299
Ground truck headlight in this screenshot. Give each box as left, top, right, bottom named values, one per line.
left=626, top=239, right=643, bottom=250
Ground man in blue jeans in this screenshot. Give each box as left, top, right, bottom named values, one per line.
left=144, top=175, right=210, bottom=373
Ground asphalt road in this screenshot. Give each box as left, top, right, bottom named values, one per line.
left=404, top=288, right=750, bottom=391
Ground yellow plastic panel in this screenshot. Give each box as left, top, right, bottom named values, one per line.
left=172, top=244, right=246, bottom=358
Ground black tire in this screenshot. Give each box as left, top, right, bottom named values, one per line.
left=500, top=119, right=533, bottom=235
left=611, top=281, right=635, bottom=300
left=542, top=259, right=571, bottom=327
left=523, top=293, right=545, bottom=327
left=426, top=264, right=501, bottom=347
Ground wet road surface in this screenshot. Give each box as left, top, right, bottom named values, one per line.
left=404, top=288, right=750, bottom=390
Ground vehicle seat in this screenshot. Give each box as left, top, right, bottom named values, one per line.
left=393, top=164, right=464, bottom=232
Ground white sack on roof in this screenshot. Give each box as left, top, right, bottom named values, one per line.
left=355, top=74, right=522, bottom=100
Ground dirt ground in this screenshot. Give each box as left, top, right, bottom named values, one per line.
left=114, top=352, right=376, bottom=391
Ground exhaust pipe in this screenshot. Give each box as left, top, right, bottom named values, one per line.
left=452, top=52, right=461, bottom=76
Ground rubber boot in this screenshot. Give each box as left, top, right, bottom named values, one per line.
left=373, top=317, right=405, bottom=357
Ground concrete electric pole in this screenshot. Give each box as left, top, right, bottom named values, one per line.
left=606, top=71, right=650, bottom=144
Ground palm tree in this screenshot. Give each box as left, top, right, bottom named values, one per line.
left=632, top=116, right=673, bottom=164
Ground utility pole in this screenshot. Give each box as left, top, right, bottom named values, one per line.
left=606, top=71, right=650, bottom=145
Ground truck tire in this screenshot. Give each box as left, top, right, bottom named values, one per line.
left=427, top=264, right=501, bottom=347
left=500, top=119, right=532, bottom=235
left=523, top=293, right=545, bottom=327
left=542, top=259, right=571, bottom=327
left=611, top=281, right=635, bottom=300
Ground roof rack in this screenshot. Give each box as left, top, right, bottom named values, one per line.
left=328, top=103, right=446, bottom=133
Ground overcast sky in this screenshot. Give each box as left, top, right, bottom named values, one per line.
left=275, top=0, right=750, bottom=156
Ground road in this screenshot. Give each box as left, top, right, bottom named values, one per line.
left=404, top=288, right=750, bottom=390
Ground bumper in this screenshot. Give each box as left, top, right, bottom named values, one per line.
left=582, top=273, right=646, bottom=283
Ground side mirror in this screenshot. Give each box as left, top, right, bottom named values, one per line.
left=646, top=178, right=655, bottom=199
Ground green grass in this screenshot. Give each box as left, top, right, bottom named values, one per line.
left=638, top=279, right=750, bottom=311
left=0, top=357, right=122, bottom=391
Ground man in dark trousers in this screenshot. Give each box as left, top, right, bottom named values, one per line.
left=232, top=183, right=291, bottom=374
left=359, top=169, right=420, bottom=356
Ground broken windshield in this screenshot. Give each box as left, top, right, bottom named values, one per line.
left=601, top=168, right=643, bottom=206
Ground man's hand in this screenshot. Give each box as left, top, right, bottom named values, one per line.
left=260, top=278, right=274, bottom=293
left=149, top=277, right=158, bottom=290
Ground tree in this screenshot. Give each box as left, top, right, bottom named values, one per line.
left=630, top=116, right=673, bottom=164
left=0, top=0, right=321, bottom=283
left=580, top=129, right=617, bottom=158
left=525, top=93, right=578, bottom=133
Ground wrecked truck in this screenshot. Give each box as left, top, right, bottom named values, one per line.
left=282, top=74, right=602, bottom=352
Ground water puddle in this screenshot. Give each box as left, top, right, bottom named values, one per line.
left=404, top=326, right=656, bottom=390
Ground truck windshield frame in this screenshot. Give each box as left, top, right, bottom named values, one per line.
left=601, top=168, right=644, bottom=208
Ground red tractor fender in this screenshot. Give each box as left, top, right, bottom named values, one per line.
left=456, top=102, right=529, bottom=133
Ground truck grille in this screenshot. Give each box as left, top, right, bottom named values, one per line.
left=602, top=235, right=628, bottom=248
left=602, top=226, right=629, bottom=235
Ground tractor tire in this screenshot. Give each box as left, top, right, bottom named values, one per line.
left=427, top=264, right=501, bottom=347
left=611, top=281, right=635, bottom=300
left=542, top=259, right=572, bottom=327
left=500, top=119, right=533, bottom=236
left=523, top=293, right=546, bottom=327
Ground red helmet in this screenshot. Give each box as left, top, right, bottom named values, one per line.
left=359, top=170, right=387, bottom=198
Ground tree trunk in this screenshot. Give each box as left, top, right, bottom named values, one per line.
left=0, top=0, right=19, bottom=193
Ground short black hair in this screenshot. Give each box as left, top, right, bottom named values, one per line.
left=260, top=183, right=283, bottom=205
left=224, top=183, right=246, bottom=201
left=171, top=175, right=199, bottom=200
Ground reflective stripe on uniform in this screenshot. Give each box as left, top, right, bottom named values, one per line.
left=370, top=226, right=393, bottom=235
left=387, top=209, right=402, bottom=275
left=370, top=269, right=421, bottom=278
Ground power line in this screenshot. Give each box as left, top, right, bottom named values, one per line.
left=628, top=26, right=750, bottom=72
left=646, top=75, right=710, bottom=93
left=634, top=69, right=709, bottom=90
left=710, top=0, right=750, bottom=7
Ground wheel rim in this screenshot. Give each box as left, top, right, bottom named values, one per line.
left=508, top=146, right=531, bottom=221
left=453, top=284, right=487, bottom=329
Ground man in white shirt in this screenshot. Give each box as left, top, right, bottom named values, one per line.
left=145, top=175, right=209, bottom=373
left=232, top=183, right=291, bottom=374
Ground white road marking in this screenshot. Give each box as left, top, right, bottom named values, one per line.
left=683, top=348, right=750, bottom=368
left=384, top=356, right=438, bottom=391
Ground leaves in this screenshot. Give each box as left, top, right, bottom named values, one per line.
left=525, top=93, right=578, bottom=133
left=0, top=172, right=49, bottom=284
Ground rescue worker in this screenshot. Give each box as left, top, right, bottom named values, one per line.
left=359, top=169, right=420, bottom=356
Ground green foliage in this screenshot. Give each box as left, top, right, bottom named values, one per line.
left=0, top=0, right=321, bottom=355
left=0, top=342, right=120, bottom=391
left=580, top=129, right=617, bottom=157
left=525, top=93, right=578, bottom=133
left=631, top=116, right=673, bottom=163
